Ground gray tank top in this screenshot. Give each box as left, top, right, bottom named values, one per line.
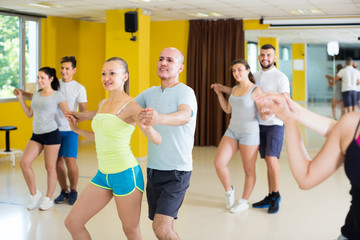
left=228, top=85, right=259, bottom=134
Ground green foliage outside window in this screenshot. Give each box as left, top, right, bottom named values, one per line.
left=0, top=15, right=20, bottom=98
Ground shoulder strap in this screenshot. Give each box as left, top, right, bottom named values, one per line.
left=353, top=117, right=360, bottom=140
left=251, top=85, right=257, bottom=93
left=231, top=85, right=239, bottom=94
left=98, top=99, right=106, bottom=109
left=116, top=100, right=133, bottom=116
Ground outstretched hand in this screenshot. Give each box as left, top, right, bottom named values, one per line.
left=65, top=114, right=78, bottom=132
left=67, top=111, right=84, bottom=122
left=13, top=89, right=23, bottom=98
left=211, top=83, right=229, bottom=95
left=254, top=92, right=297, bottom=122
left=138, top=108, right=158, bottom=126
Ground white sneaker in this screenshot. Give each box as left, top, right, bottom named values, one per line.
left=27, top=190, right=42, bottom=210
left=39, top=197, right=54, bottom=211
left=225, top=186, right=235, bottom=210
left=229, top=199, right=249, bottom=213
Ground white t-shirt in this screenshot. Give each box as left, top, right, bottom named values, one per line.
left=55, top=80, right=87, bottom=131
left=337, top=65, right=360, bottom=92
left=253, top=66, right=290, bottom=126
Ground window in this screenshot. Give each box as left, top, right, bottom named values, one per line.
left=246, top=42, right=258, bottom=73
left=0, top=13, right=41, bottom=102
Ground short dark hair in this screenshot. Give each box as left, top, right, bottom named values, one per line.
left=261, top=44, right=276, bottom=51
left=345, top=57, right=353, bottom=65
left=60, top=56, right=77, bottom=68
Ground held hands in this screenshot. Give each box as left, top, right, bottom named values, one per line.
left=254, top=92, right=298, bottom=123
left=68, top=111, right=84, bottom=122
left=138, top=108, right=158, bottom=127
left=65, top=114, right=79, bottom=132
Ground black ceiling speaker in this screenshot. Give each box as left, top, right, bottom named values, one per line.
left=125, top=11, right=138, bottom=33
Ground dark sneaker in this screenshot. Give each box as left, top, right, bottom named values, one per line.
left=252, top=195, right=271, bottom=208
left=268, top=195, right=281, bottom=214
left=68, top=190, right=78, bottom=205
left=54, top=190, right=69, bottom=204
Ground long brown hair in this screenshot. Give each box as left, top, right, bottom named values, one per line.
left=231, top=59, right=255, bottom=84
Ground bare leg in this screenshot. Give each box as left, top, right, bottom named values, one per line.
left=43, top=144, right=61, bottom=199
left=265, top=156, right=280, bottom=193
left=115, top=189, right=143, bottom=240
left=339, top=100, right=345, bottom=116
left=65, top=184, right=113, bottom=239
left=153, top=214, right=179, bottom=240
left=20, top=141, right=43, bottom=195
left=213, top=136, right=239, bottom=191
left=331, top=98, right=337, bottom=120
left=238, top=144, right=258, bottom=200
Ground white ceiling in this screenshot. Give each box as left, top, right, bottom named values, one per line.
left=1, top=0, right=360, bottom=44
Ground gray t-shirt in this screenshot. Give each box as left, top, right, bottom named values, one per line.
left=31, top=91, right=65, bottom=134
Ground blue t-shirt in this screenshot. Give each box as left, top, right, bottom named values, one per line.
left=135, top=83, right=197, bottom=171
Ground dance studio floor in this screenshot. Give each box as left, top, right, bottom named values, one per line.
left=0, top=102, right=351, bottom=240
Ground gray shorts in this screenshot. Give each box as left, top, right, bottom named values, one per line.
left=146, top=168, right=191, bottom=220
left=224, top=128, right=259, bottom=145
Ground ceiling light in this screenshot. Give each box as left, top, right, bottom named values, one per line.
left=208, top=12, right=223, bottom=17
left=186, top=13, right=205, bottom=17
left=289, top=9, right=309, bottom=15
left=128, top=0, right=168, bottom=2
left=309, top=9, right=324, bottom=14
left=27, top=2, right=53, bottom=8
left=196, top=12, right=209, bottom=17
left=262, top=17, right=360, bottom=28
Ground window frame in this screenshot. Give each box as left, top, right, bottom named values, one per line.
left=0, top=12, right=41, bottom=103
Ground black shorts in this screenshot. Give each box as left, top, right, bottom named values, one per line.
left=342, top=91, right=357, bottom=108
left=146, top=168, right=191, bottom=220
left=30, top=129, right=61, bottom=145
left=259, top=125, right=285, bottom=159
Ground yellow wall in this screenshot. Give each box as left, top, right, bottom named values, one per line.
left=106, top=9, right=151, bottom=157
left=292, top=43, right=306, bottom=101
left=150, top=21, right=189, bottom=86
left=243, top=19, right=269, bottom=30
left=0, top=17, right=105, bottom=151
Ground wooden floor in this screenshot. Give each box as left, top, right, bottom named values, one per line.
left=0, top=102, right=351, bottom=240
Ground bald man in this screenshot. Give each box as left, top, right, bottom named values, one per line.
left=135, top=47, right=197, bottom=240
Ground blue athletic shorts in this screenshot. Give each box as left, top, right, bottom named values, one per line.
left=342, top=91, right=357, bottom=108
left=90, top=165, right=144, bottom=196
left=259, top=125, right=284, bottom=159
left=146, top=168, right=191, bottom=220
left=30, top=129, right=61, bottom=145
left=58, top=131, right=78, bottom=158
left=224, top=127, right=259, bottom=145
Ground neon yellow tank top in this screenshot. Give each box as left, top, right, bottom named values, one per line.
left=91, top=113, right=138, bottom=174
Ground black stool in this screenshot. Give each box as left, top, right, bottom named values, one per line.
left=0, top=126, right=23, bottom=167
